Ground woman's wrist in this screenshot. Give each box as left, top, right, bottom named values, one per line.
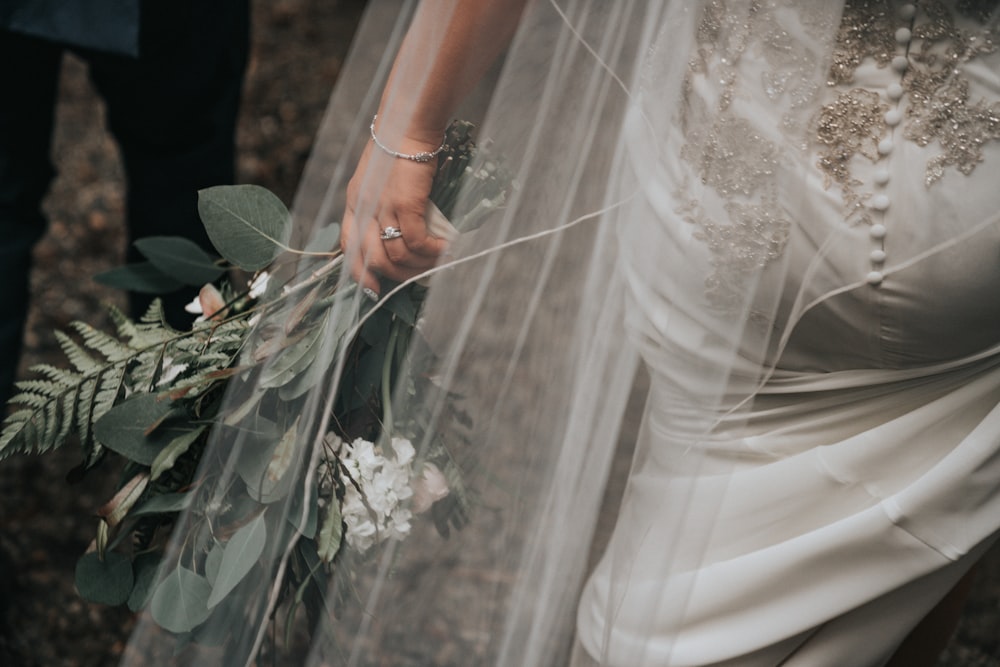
left=370, top=114, right=446, bottom=163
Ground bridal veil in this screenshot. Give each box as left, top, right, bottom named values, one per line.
left=122, top=1, right=1000, bottom=665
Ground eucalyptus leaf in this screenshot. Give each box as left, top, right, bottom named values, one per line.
left=240, top=417, right=299, bottom=504
left=258, top=315, right=327, bottom=389
left=278, top=300, right=353, bottom=400
left=95, top=262, right=185, bottom=294
left=198, top=184, right=292, bottom=271
left=287, top=474, right=319, bottom=539
left=134, top=236, right=225, bottom=286
left=94, top=394, right=172, bottom=465
left=93, top=394, right=190, bottom=466
left=150, top=566, right=213, bottom=633
left=204, top=543, right=224, bottom=584
left=127, top=552, right=162, bottom=612
left=316, top=501, right=343, bottom=563
left=150, top=425, right=205, bottom=481
left=75, top=551, right=134, bottom=606
left=382, top=287, right=418, bottom=325
left=207, top=513, right=267, bottom=608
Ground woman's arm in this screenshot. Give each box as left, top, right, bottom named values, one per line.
left=340, top=0, right=528, bottom=297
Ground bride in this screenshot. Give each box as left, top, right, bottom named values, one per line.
left=125, top=0, right=1000, bottom=665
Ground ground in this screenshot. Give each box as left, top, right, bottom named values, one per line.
left=0, top=1, right=997, bottom=665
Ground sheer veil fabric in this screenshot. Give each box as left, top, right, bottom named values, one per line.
left=123, top=1, right=1000, bottom=665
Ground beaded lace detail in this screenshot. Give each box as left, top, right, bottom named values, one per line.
left=678, top=1, right=834, bottom=311
left=822, top=0, right=1000, bottom=192
left=815, top=88, right=889, bottom=226
left=674, top=1, right=1000, bottom=309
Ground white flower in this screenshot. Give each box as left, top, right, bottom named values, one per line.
left=338, top=437, right=416, bottom=553
left=391, top=437, right=416, bottom=466
left=248, top=271, right=270, bottom=299
left=411, top=463, right=450, bottom=513
left=184, top=295, right=203, bottom=315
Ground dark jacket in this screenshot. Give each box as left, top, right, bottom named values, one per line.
left=0, top=0, right=140, bottom=56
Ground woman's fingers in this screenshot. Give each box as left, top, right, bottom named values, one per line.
left=340, top=140, right=450, bottom=296
left=344, top=209, right=443, bottom=298
left=392, top=206, right=449, bottom=260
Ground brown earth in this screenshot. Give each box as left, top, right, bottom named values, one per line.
left=0, top=1, right=997, bottom=665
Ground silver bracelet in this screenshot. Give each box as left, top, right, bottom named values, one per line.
left=369, top=114, right=446, bottom=163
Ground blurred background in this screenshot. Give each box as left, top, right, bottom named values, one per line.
left=0, top=0, right=996, bottom=664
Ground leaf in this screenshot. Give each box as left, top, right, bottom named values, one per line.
left=239, top=417, right=299, bottom=504
left=204, top=544, right=224, bottom=584
left=382, top=288, right=418, bottom=326
left=278, top=300, right=353, bottom=400
left=198, top=185, right=292, bottom=270
left=127, top=552, right=162, bottom=612
left=258, top=315, right=327, bottom=389
left=134, top=236, right=225, bottom=286
left=130, top=492, right=193, bottom=517
left=94, top=394, right=202, bottom=467
left=75, top=551, right=134, bottom=606
left=207, top=513, right=267, bottom=608
left=95, top=262, right=186, bottom=294
left=93, top=394, right=177, bottom=465
left=150, top=425, right=205, bottom=481
left=316, top=501, right=342, bottom=563
left=150, top=566, right=213, bottom=633
left=97, top=473, right=150, bottom=528
left=287, top=475, right=318, bottom=539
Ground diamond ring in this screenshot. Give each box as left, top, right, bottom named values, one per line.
left=379, top=226, right=403, bottom=241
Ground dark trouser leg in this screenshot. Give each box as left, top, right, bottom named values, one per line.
left=85, top=0, right=250, bottom=329
left=0, top=33, right=62, bottom=401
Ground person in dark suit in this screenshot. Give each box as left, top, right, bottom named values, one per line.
left=0, top=0, right=250, bottom=399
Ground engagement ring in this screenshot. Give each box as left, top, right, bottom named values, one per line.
left=380, top=226, right=403, bottom=240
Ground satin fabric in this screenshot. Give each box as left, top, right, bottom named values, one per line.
left=577, top=3, right=1000, bottom=664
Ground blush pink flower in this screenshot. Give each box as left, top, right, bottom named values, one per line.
left=411, top=462, right=450, bottom=514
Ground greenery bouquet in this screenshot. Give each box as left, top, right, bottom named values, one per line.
left=0, top=121, right=510, bottom=651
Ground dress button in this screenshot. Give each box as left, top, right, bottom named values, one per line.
left=871, top=194, right=890, bottom=211
left=867, top=271, right=884, bottom=287
left=878, top=138, right=894, bottom=155
left=870, top=249, right=887, bottom=264
left=895, top=28, right=912, bottom=44
left=892, top=55, right=909, bottom=72
left=887, top=83, right=905, bottom=100
left=884, top=109, right=903, bottom=126
left=900, top=4, right=917, bottom=20
left=874, top=168, right=891, bottom=185
left=870, top=224, right=887, bottom=240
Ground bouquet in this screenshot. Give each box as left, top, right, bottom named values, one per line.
left=0, top=121, right=511, bottom=651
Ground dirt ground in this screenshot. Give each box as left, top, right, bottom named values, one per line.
left=0, top=1, right=997, bottom=665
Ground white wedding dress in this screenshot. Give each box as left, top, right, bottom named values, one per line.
left=578, top=1, right=1000, bottom=664
left=118, top=2, right=1000, bottom=665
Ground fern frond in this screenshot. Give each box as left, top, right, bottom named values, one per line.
left=70, top=322, right=133, bottom=363
left=29, top=364, right=83, bottom=386
left=111, top=303, right=175, bottom=347
left=55, top=331, right=100, bottom=373
left=75, top=376, right=98, bottom=446
left=13, top=377, right=65, bottom=398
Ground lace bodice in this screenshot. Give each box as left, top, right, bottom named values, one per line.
left=631, top=0, right=1000, bottom=371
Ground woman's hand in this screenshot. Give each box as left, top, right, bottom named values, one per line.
left=340, top=135, right=450, bottom=299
